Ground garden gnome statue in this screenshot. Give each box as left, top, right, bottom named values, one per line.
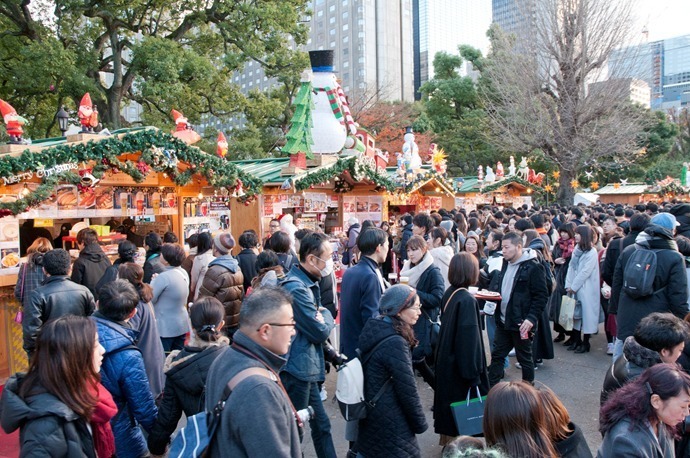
left=402, top=126, right=422, bottom=171
left=0, top=99, right=27, bottom=144
left=485, top=166, right=496, bottom=184
left=508, top=156, right=516, bottom=176
left=309, top=50, right=348, bottom=154
left=78, top=93, right=96, bottom=133
left=217, top=132, right=228, bottom=158
left=170, top=109, right=201, bottom=145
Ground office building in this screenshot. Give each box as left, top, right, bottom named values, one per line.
left=609, top=34, right=690, bottom=109
left=199, top=0, right=415, bottom=135
left=413, top=0, right=492, bottom=99
left=588, top=78, right=651, bottom=109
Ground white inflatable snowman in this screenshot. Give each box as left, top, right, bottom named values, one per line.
left=309, top=50, right=348, bottom=154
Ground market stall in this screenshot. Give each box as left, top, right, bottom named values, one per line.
left=0, top=127, right=260, bottom=377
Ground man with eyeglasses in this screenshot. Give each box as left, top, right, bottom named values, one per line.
left=264, top=218, right=281, bottom=249
left=205, top=287, right=301, bottom=457
left=279, top=231, right=337, bottom=458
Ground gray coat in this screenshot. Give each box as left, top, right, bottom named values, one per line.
left=565, top=246, right=600, bottom=334
left=597, top=418, right=674, bottom=458
left=205, top=331, right=301, bottom=457
left=151, top=266, right=190, bottom=337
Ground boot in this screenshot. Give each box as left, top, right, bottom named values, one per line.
left=567, top=340, right=579, bottom=351
left=574, top=341, right=591, bottom=353
left=562, top=336, right=575, bottom=346
left=553, top=333, right=565, bottom=343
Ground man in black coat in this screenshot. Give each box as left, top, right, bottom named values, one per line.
left=611, top=213, right=689, bottom=361
left=23, top=249, right=95, bottom=357
left=602, top=213, right=651, bottom=289
left=71, top=228, right=111, bottom=297
left=399, top=214, right=413, bottom=264
left=487, top=232, right=549, bottom=386
left=671, top=203, right=690, bottom=239
left=236, top=230, right=259, bottom=291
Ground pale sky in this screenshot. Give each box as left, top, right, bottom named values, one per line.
left=634, top=0, right=689, bottom=41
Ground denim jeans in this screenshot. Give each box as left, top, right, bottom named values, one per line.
left=486, top=314, right=509, bottom=369
left=281, top=371, right=337, bottom=458
left=160, top=335, right=185, bottom=353
left=488, top=319, right=535, bottom=386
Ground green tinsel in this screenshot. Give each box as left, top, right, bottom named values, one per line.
left=294, top=157, right=397, bottom=192
left=0, top=129, right=264, bottom=216
left=480, top=176, right=542, bottom=194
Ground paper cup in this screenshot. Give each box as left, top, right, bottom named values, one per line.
left=468, top=286, right=479, bottom=294
left=399, top=276, right=409, bottom=285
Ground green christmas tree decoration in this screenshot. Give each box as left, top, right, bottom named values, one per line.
left=283, top=79, right=314, bottom=160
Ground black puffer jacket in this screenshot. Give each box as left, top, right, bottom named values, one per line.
left=0, top=374, right=96, bottom=457
left=611, top=225, right=689, bottom=341
left=411, top=262, right=445, bottom=360
left=236, top=248, right=258, bottom=291
left=356, top=318, right=428, bottom=458
left=600, top=336, right=661, bottom=405
left=147, top=339, right=229, bottom=455
left=71, top=243, right=112, bottom=296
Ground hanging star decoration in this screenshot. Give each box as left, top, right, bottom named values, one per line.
left=614, top=183, right=621, bottom=189
left=591, top=182, right=600, bottom=191
left=620, top=179, right=629, bottom=186
left=585, top=171, right=594, bottom=179
left=553, top=171, right=560, bottom=180
left=544, top=184, right=553, bottom=192
left=570, top=179, right=579, bottom=189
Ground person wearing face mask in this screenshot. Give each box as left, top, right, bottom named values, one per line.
left=400, top=235, right=445, bottom=389
left=279, top=232, right=337, bottom=458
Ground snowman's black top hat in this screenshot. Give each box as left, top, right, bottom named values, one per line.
left=309, top=50, right=334, bottom=72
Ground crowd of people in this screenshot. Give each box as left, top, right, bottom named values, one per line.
left=1, top=200, right=690, bottom=457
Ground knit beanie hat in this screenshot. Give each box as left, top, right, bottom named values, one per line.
left=213, top=232, right=235, bottom=255
left=379, top=284, right=417, bottom=317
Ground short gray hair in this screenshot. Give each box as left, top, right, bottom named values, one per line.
left=239, top=287, right=293, bottom=329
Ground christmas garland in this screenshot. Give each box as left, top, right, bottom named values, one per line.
left=0, top=129, right=263, bottom=216
left=293, top=156, right=397, bottom=192
left=399, top=170, right=456, bottom=195
left=480, top=175, right=542, bottom=194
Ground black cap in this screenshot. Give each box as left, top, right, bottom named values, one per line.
left=309, top=50, right=334, bottom=72
left=670, top=203, right=690, bottom=217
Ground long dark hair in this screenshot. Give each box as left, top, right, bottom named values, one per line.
left=600, top=363, right=690, bottom=437
left=118, top=262, right=153, bottom=303
left=20, top=316, right=98, bottom=419
left=484, top=381, right=558, bottom=458
left=575, top=225, right=593, bottom=251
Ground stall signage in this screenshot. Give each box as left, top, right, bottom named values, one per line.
left=2, top=162, right=78, bottom=185
left=34, top=219, right=53, bottom=228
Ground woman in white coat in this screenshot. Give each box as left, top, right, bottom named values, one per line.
left=428, top=227, right=454, bottom=291
left=564, top=225, right=600, bottom=354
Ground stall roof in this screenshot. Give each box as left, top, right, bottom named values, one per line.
left=384, top=166, right=456, bottom=196
left=232, top=157, right=291, bottom=185
left=455, top=175, right=539, bottom=194
left=594, top=183, right=650, bottom=195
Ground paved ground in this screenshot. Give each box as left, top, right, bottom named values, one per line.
left=303, top=324, right=611, bottom=457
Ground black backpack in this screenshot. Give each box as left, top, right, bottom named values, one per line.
left=534, top=252, right=555, bottom=293
left=622, top=246, right=664, bottom=299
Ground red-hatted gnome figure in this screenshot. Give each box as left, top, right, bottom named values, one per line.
left=78, top=93, right=98, bottom=133
left=217, top=132, right=228, bottom=158
left=170, top=109, right=201, bottom=145
left=0, top=99, right=28, bottom=144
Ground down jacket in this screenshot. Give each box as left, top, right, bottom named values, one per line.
left=0, top=374, right=96, bottom=458
left=93, top=314, right=158, bottom=458
left=600, top=336, right=661, bottom=405
left=147, top=337, right=229, bottom=455
left=198, top=255, right=244, bottom=330
left=611, top=225, right=689, bottom=342
left=356, top=317, right=428, bottom=458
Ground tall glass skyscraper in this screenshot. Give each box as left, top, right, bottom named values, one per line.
left=413, top=0, right=491, bottom=99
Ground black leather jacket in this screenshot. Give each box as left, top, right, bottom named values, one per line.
left=23, top=276, right=95, bottom=355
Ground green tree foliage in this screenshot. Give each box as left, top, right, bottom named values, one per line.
left=418, top=49, right=499, bottom=176
left=0, top=0, right=309, bottom=139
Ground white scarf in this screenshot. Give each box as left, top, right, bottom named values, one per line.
left=401, top=251, right=435, bottom=288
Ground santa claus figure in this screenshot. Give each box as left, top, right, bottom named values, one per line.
left=170, top=109, right=201, bottom=145
left=78, top=93, right=96, bottom=133
left=0, top=99, right=27, bottom=144
left=217, top=132, right=228, bottom=158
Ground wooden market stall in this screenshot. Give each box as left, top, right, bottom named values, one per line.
left=594, top=183, right=656, bottom=206
left=0, top=128, right=260, bottom=378
left=454, top=176, right=541, bottom=211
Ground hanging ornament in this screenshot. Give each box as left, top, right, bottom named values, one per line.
left=620, top=179, right=629, bottom=186
left=585, top=171, right=594, bottom=179
left=552, top=170, right=560, bottom=180
left=570, top=179, right=579, bottom=189
left=591, top=182, right=600, bottom=191
left=613, top=183, right=621, bottom=189
left=544, top=184, right=553, bottom=193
